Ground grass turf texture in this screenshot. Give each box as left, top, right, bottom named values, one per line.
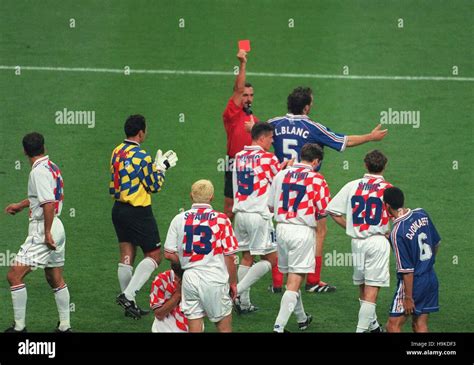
left=0, top=0, right=472, bottom=332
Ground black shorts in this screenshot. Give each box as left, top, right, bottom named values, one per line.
left=112, top=201, right=161, bottom=253
left=224, top=170, right=233, bottom=199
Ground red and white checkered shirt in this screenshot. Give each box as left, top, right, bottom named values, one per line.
left=326, top=174, right=392, bottom=239
left=232, top=145, right=281, bottom=217
left=164, top=204, right=238, bottom=283
left=269, top=163, right=330, bottom=227
left=150, top=269, right=188, bottom=332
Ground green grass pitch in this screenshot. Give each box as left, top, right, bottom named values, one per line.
left=0, top=0, right=472, bottom=332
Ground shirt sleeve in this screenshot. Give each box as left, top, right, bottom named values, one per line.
left=266, top=155, right=281, bottom=184
left=308, top=122, right=348, bottom=152
left=220, top=215, right=238, bottom=255
left=427, top=213, right=441, bottom=246
left=164, top=215, right=180, bottom=254
left=315, top=178, right=330, bottom=220
left=223, top=98, right=241, bottom=124
left=390, top=223, right=415, bottom=273
left=326, top=182, right=351, bottom=216
left=137, top=152, right=166, bottom=193
left=33, top=168, right=56, bottom=205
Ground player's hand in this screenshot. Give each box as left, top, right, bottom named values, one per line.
left=370, top=124, right=388, bottom=141
left=237, top=49, right=247, bottom=64
left=155, top=149, right=178, bottom=171
left=280, top=158, right=295, bottom=170
left=244, top=120, right=254, bottom=132
left=5, top=203, right=23, bottom=215
left=229, top=283, right=238, bottom=301
left=44, top=231, right=57, bottom=251
left=403, top=297, right=415, bottom=315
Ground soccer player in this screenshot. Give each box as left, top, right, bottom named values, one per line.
left=111, top=114, right=178, bottom=319
left=268, top=86, right=388, bottom=294
left=150, top=262, right=188, bottom=333
left=269, top=143, right=330, bottom=332
left=383, top=187, right=441, bottom=333
left=4, top=133, right=71, bottom=332
left=164, top=180, right=238, bottom=333
left=222, top=49, right=259, bottom=219
left=232, top=122, right=286, bottom=313
left=326, top=150, right=392, bottom=333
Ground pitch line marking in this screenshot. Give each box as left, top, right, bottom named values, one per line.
left=0, top=65, right=473, bottom=82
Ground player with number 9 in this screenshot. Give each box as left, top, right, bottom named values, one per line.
left=326, top=150, right=392, bottom=333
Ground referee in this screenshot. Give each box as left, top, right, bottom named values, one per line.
left=222, top=49, right=259, bottom=219
left=110, top=115, right=178, bottom=319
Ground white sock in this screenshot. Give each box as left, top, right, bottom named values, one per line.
left=237, top=260, right=272, bottom=294
left=368, top=307, right=380, bottom=330
left=356, top=300, right=376, bottom=333
left=237, top=265, right=251, bottom=307
left=11, top=284, right=27, bottom=331
left=294, top=290, right=307, bottom=323
left=118, top=263, right=133, bottom=292
left=54, top=284, right=70, bottom=331
left=124, top=257, right=157, bottom=301
left=274, top=290, right=298, bottom=333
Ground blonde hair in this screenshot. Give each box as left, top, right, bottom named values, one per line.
left=191, top=179, right=214, bottom=204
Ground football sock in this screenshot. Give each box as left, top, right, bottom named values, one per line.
left=272, top=260, right=284, bottom=288
left=367, top=302, right=380, bottom=331
left=274, top=290, right=298, bottom=332
left=356, top=300, right=376, bottom=333
left=124, top=257, right=157, bottom=301
left=11, top=284, right=27, bottom=331
left=306, top=256, right=322, bottom=286
left=237, top=265, right=251, bottom=307
left=294, top=290, right=307, bottom=323
left=118, top=263, right=133, bottom=291
left=237, top=260, right=272, bottom=295
left=53, top=284, right=71, bottom=331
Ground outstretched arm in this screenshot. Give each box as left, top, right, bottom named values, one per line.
left=231, top=50, right=248, bottom=107
left=346, top=124, right=387, bottom=147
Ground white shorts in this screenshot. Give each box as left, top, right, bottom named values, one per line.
left=151, top=316, right=188, bottom=333
left=351, top=235, right=390, bottom=287
left=234, top=212, right=276, bottom=256
left=15, top=217, right=66, bottom=269
left=276, top=223, right=316, bottom=274
left=181, top=269, right=232, bottom=323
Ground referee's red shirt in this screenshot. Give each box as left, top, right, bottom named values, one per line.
left=222, top=98, right=259, bottom=158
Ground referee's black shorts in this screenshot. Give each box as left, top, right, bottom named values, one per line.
left=224, top=170, right=233, bottom=199
left=112, top=201, right=161, bottom=253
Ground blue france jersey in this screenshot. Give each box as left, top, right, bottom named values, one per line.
left=268, top=114, right=347, bottom=162
left=389, top=208, right=441, bottom=278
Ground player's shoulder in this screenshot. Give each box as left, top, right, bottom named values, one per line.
left=266, top=115, right=288, bottom=124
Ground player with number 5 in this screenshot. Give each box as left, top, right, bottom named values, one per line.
left=326, top=150, right=392, bottom=333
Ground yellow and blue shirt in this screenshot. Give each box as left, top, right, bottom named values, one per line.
left=109, top=140, right=165, bottom=207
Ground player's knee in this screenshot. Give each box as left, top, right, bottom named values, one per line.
left=386, top=320, right=399, bottom=333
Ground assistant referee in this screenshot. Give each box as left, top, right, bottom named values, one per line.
left=110, top=114, right=178, bottom=319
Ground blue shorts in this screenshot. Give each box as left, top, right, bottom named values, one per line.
left=389, top=271, right=439, bottom=317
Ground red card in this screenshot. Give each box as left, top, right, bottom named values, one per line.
left=238, top=40, right=251, bottom=52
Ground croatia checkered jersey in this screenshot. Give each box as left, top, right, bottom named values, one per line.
left=232, top=145, right=281, bottom=217
left=326, top=174, right=392, bottom=239
left=268, top=114, right=347, bottom=162
left=109, top=140, right=165, bottom=207
left=164, top=204, right=238, bottom=283
left=28, top=155, right=64, bottom=220
left=389, top=208, right=441, bottom=277
left=268, top=163, right=330, bottom=227
left=150, top=269, right=188, bottom=332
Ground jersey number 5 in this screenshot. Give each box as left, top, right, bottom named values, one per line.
left=184, top=225, right=213, bottom=255
left=283, top=139, right=299, bottom=161
left=351, top=196, right=383, bottom=225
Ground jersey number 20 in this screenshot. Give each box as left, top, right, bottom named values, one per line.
left=351, top=196, right=383, bottom=225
